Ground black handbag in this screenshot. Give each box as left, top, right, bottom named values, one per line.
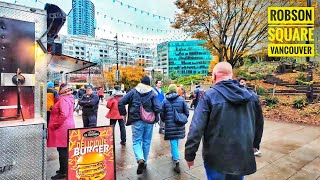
left=169, top=101, right=188, bottom=125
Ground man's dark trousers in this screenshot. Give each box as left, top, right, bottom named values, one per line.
left=82, top=114, right=97, bottom=127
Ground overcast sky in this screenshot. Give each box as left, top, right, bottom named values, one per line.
left=1, top=0, right=184, bottom=44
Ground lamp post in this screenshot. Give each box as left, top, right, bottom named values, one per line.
left=87, top=51, right=91, bottom=84
left=306, top=0, right=313, bottom=103
left=114, top=34, right=120, bottom=82
left=151, top=68, right=155, bottom=80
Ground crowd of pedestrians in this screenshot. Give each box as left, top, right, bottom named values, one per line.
left=47, top=62, right=264, bottom=180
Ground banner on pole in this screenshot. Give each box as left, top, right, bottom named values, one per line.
left=67, top=126, right=116, bottom=180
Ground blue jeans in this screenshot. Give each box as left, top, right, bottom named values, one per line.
left=132, top=121, right=154, bottom=163
left=204, top=163, right=244, bottom=180
left=170, top=139, right=179, bottom=162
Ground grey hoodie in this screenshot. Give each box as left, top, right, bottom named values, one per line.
left=135, top=83, right=157, bottom=95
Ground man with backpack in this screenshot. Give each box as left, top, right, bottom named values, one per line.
left=118, top=76, right=162, bottom=175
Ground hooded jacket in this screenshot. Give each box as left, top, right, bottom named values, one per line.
left=185, top=79, right=264, bottom=176
left=106, top=90, right=125, bottom=120
left=118, top=83, right=162, bottom=125
left=161, top=92, right=189, bottom=140
left=47, top=94, right=75, bottom=147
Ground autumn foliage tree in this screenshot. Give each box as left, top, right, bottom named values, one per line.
left=104, top=66, right=146, bottom=88
left=208, top=57, right=219, bottom=73
left=173, top=0, right=318, bottom=67
left=91, top=76, right=106, bottom=88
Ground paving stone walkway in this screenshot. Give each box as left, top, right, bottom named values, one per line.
left=47, top=102, right=320, bottom=180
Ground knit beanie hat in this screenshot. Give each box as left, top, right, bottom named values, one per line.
left=114, top=85, right=121, bottom=91
left=47, top=81, right=54, bottom=88
left=141, top=76, right=151, bottom=86
left=59, top=83, right=72, bottom=95
left=168, top=84, right=177, bottom=93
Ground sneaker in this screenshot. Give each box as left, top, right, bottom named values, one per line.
left=137, top=159, right=145, bottom=175
left=254, top=148, right=262, bottom=156
left=51, top=173, right=66, bottom=180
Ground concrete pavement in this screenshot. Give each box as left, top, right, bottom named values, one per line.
left=47, top=101, right=320, bottom=180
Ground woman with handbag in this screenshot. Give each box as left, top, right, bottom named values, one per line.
left=118, top=76, right=162, bottom=175
left=161, top=84, right=189, bottom=173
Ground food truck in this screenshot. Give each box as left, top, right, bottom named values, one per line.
left=0, top=2, right=95, bottom=179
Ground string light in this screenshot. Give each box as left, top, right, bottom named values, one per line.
left=112, top=0, right=173, bottom=22
left=26, top=0, right=189, bottom=44
left=95, top=27, right=189, bottom=45
left=96, top=11, right=181, bottom=34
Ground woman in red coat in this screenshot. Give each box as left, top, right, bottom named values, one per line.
left=106, top=85, right=126, bottom=145
left=98, top=87, right=104, bottom=102
left=47, top=83, right=75, bottom=179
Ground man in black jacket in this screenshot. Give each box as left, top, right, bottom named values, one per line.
left=79, top=84, right=99, bottom=127
left=185, top=62, right=264, bottom=179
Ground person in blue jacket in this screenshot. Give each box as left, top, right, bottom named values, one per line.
left=153, top=80, right=165, bottom=134
left=161, top=84, right=189, bottom=173
left=79, top=84, right=99, bottom=127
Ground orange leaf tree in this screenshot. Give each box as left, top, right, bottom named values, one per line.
left=172, top=0, right=318, bottom=67
left=104, top=66, right=146, bottom=88
left=91, top=75, right=105, bottom=88
left=208, top=56, right=219, bottom=73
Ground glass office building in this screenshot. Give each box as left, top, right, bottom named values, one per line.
left=68, top=0, right=95, bottom=37
left=157, top=40, right=212, bottom=76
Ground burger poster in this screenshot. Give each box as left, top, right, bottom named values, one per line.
left=68, top=126, right=116, bottom=180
